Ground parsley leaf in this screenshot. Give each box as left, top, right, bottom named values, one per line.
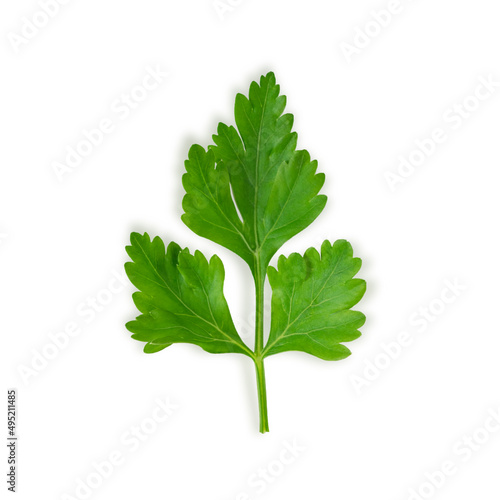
left=125, top=72, right=366, bottom=433
left=264, top=240, right=366, bottom=360
left=182, top=72, right=326, bottom=272
left=125, top=233, right=252, bottom=357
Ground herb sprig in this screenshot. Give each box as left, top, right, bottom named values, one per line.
left=125, top=72, right=366, bottom=433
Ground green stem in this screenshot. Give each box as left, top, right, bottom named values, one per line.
left=254, top=356, right=269, bottom=433
left=254, top=254, right=269, bottom=433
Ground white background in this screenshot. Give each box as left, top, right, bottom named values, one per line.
left=1, top=0, right=500, bottom=499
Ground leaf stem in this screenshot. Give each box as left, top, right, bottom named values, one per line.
left=254, top=254, right=269, bottom=433
left=254, top=355, right=269, bottom=433
left=254, top=257, right=265, bottom=354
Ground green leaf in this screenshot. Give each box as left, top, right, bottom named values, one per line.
left=182, top=72, right=326, bottom=272
left=125, top=232, right=252, bottom=357
left=263, top=240, right=366, bottom=361
left=181, top=145, right=255, bottom=269
left=125, top=72, right=367, bottom=433
left=143, top=342, right=171, bottom=354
